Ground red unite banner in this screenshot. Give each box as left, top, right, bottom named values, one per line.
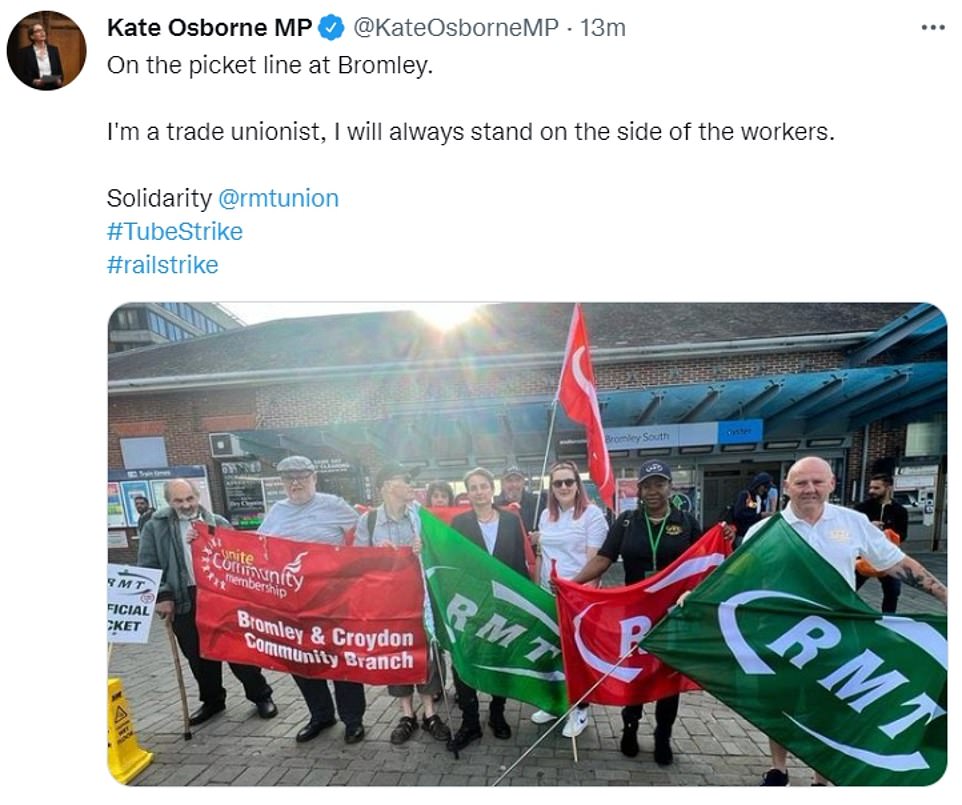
left=554, top=524, right=732, bottom=705
left=193, top=525, right=429, bottom=684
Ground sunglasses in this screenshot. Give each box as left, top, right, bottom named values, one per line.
left=552, top=478, right=577, bottom=488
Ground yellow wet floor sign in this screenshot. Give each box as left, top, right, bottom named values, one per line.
left=108, top=677, right=153, bottom=783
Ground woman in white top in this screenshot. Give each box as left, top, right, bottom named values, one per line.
left=530, top=460, right=608, bottom=737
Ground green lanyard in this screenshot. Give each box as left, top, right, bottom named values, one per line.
left=644, top=511, right=669, bottom=571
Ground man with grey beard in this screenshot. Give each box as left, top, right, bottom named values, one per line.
left=138, top=478, right=277, bottom=726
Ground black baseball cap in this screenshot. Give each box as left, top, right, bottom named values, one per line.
left=374, top=462, right=420, bottom=489
left=638, top=460, right=672, bottom=483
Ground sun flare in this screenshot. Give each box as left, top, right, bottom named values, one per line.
left=413, top=303, right=482, bottom=331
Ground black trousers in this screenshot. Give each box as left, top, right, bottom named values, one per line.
left=293, top=675, right=366, bottom=728
left=855, top=572, right=901, bottom=614
left=171, top=587, right=273, bottom=706
left=622, top=694, right=680, bottom=731
left=452, top=667, right=505, bottom=728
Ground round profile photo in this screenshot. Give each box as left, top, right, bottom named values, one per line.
left=7, top=10, right=86, bottom=90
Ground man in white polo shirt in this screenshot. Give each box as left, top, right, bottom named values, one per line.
left=744, top=456, right=947, bottom=786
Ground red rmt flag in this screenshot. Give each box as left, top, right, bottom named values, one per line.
left=556, top=304, right=615, bottom=507
left=554, top=524, right=732, bottom=705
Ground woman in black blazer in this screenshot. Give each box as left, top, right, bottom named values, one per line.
left=446, top=467, right=529, bottom=751
left=17, top=23, right=64, bottom=89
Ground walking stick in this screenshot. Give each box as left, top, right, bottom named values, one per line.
left=164, top=617, right=192, bottom=740
left=433, top=642, right=460, bottom=759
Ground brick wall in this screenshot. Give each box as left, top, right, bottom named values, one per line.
left=108, top=346, right=899, bottom=510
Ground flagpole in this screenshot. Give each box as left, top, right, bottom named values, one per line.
left=532, top=401, right=560, bottom=527
left=431, top=640, right=461, bottom=760
left=532, top=303, right=580, bottom=526
left=555, top=303, right=581, bottom=401
left=490, top=638, right=645, bottom=786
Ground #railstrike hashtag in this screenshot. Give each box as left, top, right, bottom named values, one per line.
left=104, top=255, right=220, bottom=274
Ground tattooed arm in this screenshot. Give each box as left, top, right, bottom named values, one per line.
left=886, top=556, right=947, bottom=606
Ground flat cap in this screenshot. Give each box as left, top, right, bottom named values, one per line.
left=276, top=455, right=316, bottom=474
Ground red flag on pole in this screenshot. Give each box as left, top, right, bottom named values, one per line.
left=554, top=524, right=732, bottom=705
left=556, top=304, right=615, bottom=507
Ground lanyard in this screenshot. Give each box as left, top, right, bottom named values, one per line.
left=644, top=511, right=669, bottom=571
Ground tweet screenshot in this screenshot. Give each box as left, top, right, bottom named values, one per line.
left=3, top=0, right=955, bottom=797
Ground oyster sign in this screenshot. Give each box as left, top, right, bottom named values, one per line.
left=642, top=517, right=946, bottom=786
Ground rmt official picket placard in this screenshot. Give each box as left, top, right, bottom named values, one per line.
left=107, top=564, right=163, bottom=644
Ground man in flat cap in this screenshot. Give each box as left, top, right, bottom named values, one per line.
left=258, top=456, right=368, bottom=745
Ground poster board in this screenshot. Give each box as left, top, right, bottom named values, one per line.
left=107, top=564, right=163, bottom=644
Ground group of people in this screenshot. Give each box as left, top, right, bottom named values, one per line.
left=138, top=454, right=946, bottom=784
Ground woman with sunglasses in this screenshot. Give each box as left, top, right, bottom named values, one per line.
left=529, top=461, right=608, bottom=738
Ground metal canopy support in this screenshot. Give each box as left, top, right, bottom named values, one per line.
left=763, top=375, right=847, bottom=431
left=888, top=328, right=947, bottom=363
left=848, top=380, right=947, bottom=426
left=844, top=304, right=943, bottom=367
left=633, top=392, right=664, bottom=425
left=802, top=370, right=912, bottom=432
left=679, top=387, right=722, bottom=423
left=229, top=358, right=944, bottom=466
left=720, top=380, right=785, bottom=421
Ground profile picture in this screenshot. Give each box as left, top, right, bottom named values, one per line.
left=7, top=9, right=86, bottom=90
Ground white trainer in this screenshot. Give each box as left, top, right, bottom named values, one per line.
left=562, top=708, right=589, bottom=738
left=530, top=709, right=558, bottom=724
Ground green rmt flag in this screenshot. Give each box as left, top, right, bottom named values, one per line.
left=642, top=515, right=946, bottom=786
left=418, top=509, right=568, bottom=715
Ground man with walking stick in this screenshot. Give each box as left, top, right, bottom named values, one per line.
left=138, top=479, right=278, bottom=727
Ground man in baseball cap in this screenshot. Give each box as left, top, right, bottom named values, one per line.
left=494, top=466, right=544, bottom=532
left=372, top=462, right=419, bottom=493
left=355, top=461, right=450, bottom=747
